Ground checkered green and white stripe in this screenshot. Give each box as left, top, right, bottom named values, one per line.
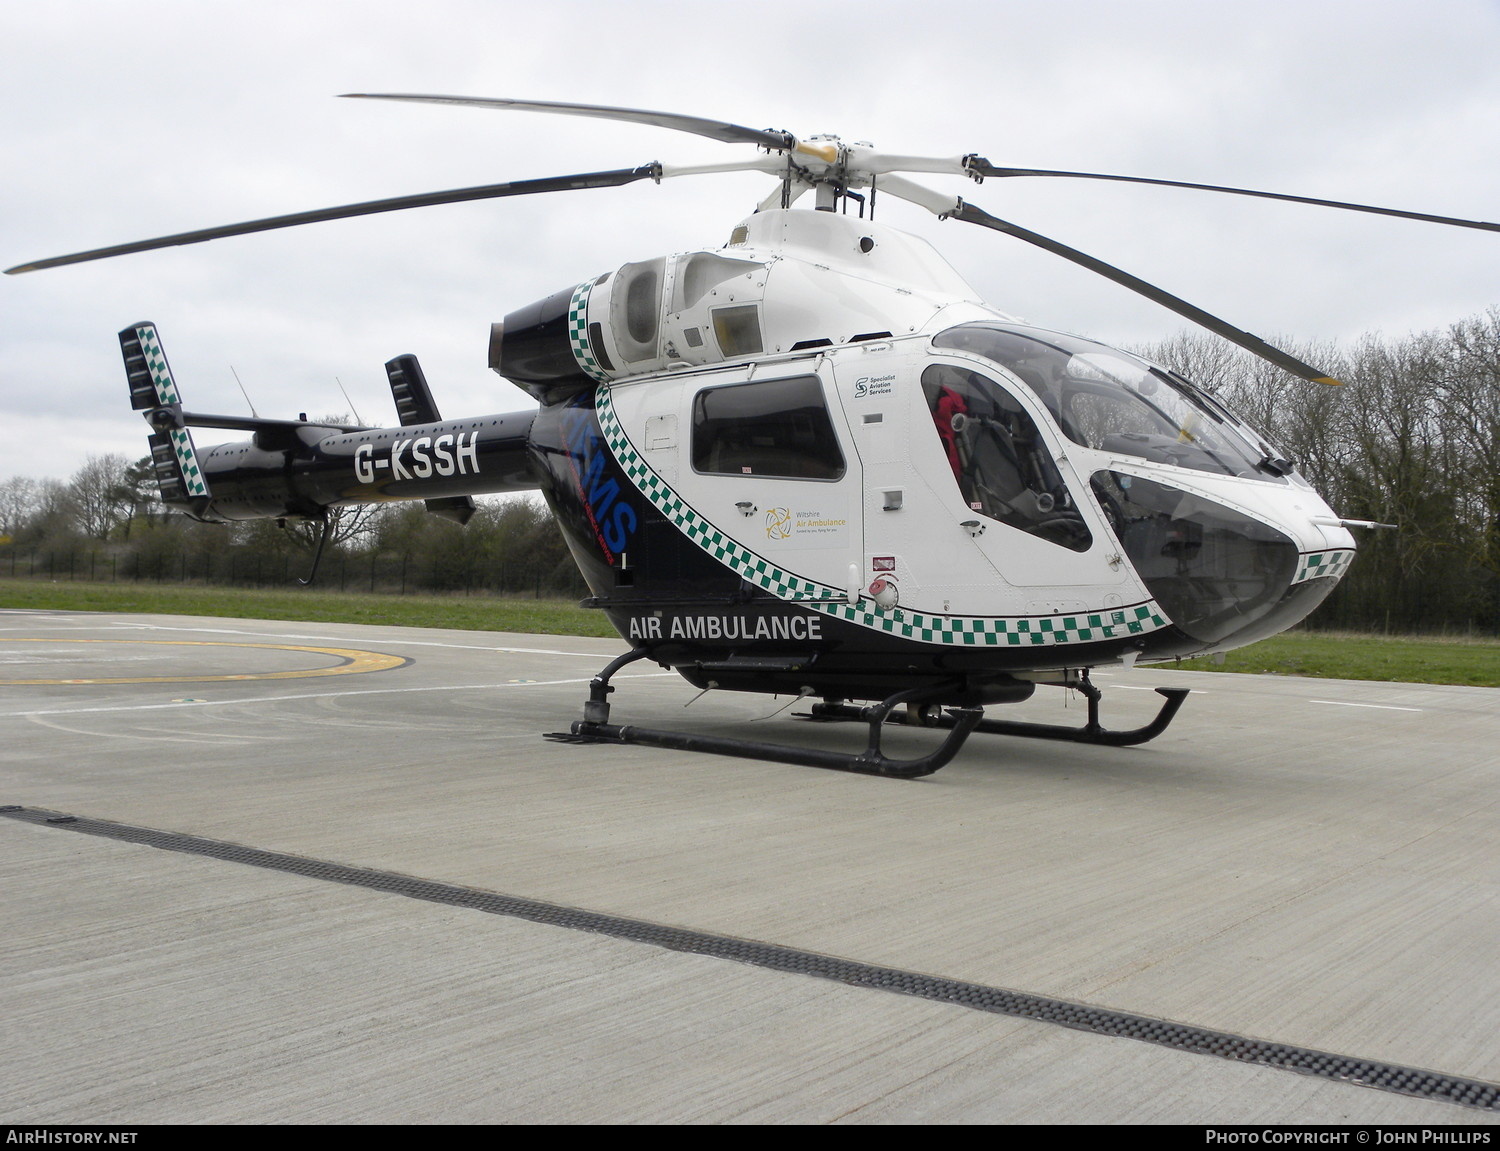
left=169, top=429, right=209, bottom=497
left=135, top=325, right=208, bottom=498
left=135, top=324, right=180, bottom=406
left=1293, top=549, right=1355, bottom=584
left=815, top=598, right=1168, bottom=647
left=567, top=282, right=612, bottom=383
left=596, top=385, right=1170, bottom=648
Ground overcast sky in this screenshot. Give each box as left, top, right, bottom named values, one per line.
left=3, top=0, right=1498, bottom=484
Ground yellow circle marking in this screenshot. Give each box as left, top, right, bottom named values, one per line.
left=0, top=639, right=410, bottom=685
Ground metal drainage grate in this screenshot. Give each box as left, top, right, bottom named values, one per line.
left=5, top=803, right=1496, bottom=1112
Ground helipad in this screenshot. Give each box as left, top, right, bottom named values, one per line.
left=2, top=609, right=1497, bottom=1124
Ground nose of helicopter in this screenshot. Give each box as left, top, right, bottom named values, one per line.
left=1100, top=471, right=1351, bottom=655
left=1164, top=552, right=1345, bottom=653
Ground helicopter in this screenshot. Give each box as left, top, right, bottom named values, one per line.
left=9, top=95, right=1498, bottom=778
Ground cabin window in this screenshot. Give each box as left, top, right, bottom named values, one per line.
left=922, top=363, right=1092, bottom=552
left=692, top=375, right=845, bottom=480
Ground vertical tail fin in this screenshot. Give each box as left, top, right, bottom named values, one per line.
left=386, top=353, right=476, bottom=524
left=385, top=353, right=443, bottom=426
left=119, top=323, right=211, bottom=507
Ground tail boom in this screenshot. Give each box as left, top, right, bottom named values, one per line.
left=120, top=323, right=541, bottom=524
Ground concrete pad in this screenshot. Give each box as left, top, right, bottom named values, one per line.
left=1, top=608, right=1497, bottom=1124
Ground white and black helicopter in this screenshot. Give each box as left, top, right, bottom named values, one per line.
left=11, top=96, right=1498, bottom=777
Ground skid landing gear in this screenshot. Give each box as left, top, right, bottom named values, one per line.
left=547, top=654, right=1190, bottom=778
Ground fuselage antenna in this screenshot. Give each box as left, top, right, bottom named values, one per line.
left=229, top=365, right=257, bottom=418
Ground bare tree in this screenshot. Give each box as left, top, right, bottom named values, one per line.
left=1431, top=309, right=1500, bottom=579
left=0, top=476, right=40, bottom=539
left=68, top=454, right=134, bottom=540
left=116, top=456, right=161, bottom=539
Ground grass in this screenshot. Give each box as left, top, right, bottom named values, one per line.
left=2, top=578, right=1496, bottom=686
left=0, top=579, right=618, bottom=639
left=1173, top=631, right=1500, bottom=688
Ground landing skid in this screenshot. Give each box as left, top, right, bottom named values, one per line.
left=548, top=650, right=982, bottom=778
left=806, top=672, right=1190, bottom=748
left=547, top=651, right=1191, bottom=778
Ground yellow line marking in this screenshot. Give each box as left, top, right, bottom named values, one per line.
left=0, top=639, right=410, bottom=685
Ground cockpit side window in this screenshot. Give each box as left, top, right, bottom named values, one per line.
left=921, top=364, right=1092, bottom=552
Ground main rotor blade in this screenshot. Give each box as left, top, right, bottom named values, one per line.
left=343, top=93, right=795, bottom=151
left=950, top=200, right=1345, bottom=386
left=966, top=162, right=1500, bottom=233
left=5, top=165, right=659, bottom=275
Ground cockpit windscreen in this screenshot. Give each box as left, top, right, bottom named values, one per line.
left=933, top=324, right=1288, bottom=482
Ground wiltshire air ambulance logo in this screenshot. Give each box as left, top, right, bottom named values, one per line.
left=765, top=507, right=792, bottom=540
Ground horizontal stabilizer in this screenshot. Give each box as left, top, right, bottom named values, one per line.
left=177, top=411, right=365, bottom=453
